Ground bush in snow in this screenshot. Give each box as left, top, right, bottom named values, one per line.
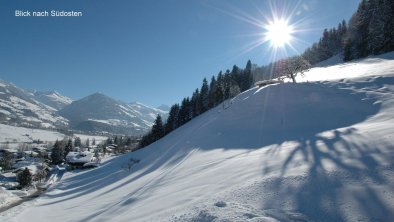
left=122, top=158, right=140, bottom=172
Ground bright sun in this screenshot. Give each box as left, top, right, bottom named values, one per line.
left=265, top=19, right=293, bottom=48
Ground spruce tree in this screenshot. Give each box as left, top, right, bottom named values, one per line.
left=208, top=76, right=217, bottom=108
left=242, top=60, right=254, bottom=91
left=74, top=137, right=82, bottom=148
left=65, top=138, right=73, bottom=156
left=200, top=78, right=209, bottom=112
left=51, top=140, right=65, bottom=164
left=17, top=168, right=32, bottom=188
left=343, top=38, right=353, bottom=61
left=165, top=104, right=180, bottom=134
left=151, top=115, right=164, bottom=141
left=85, top=138, right=90, bottom=147
left=191, top=88, right=200, bottom=117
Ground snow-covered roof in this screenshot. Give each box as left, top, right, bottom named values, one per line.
left=23, top=151, right=38, bottom=156
left=32, top=147, right=47, bottom=151
left=67, top=151, right=94, bottom=164
left=66, top=152, right=79, bottom=160
left=12, top=161, right=47, bottom=175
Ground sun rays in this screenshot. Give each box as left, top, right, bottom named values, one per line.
left=204, top=0, right=311, bottom=63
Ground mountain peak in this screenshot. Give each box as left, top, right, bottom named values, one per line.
left=157, top=104, right=170, bottom=111
left=82, top=92, right=114, bottom=101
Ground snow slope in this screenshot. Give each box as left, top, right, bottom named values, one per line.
left=0, top=124, right=107, bottom=146
left=33, top=90, right=72, bottom=111
left=0, top=124, right=66, bottom=144
left=2, top=53, right=394, bottom=222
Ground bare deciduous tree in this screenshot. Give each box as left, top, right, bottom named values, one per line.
left=275, top=56, right=311, bottom=83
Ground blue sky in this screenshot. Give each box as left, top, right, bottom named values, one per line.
left=0, top=0, right=360, bottom=107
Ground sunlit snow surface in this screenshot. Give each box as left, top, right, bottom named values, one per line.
left=2, top=53, right=394, bottom=221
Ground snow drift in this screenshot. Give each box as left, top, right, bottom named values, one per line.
left=2, top=53, right=394, bottom=222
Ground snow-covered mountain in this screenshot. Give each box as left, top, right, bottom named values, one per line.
left=0, top=80, right=69, bottom=129
left=0, top=80, right=167, bottom=134
left=33, top=90, right=72, bottom=110
left=58, top=93, right=168, bottom=135
left=4, top=53, right=394, bottom=221
left=157, top=104, right=170, bottom=112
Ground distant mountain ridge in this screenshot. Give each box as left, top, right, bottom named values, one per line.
left=0, top=79, right=168, bottom=135
left=33, top=90, right=73, bottom=110
left=58, top=93, right=168, bottom=135
left=0, top=79, right=69, bottom=129
left=157, top=104, right=170, bottom=112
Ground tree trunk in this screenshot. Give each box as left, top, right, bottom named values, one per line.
left=291, top=74, right=296, bottom=83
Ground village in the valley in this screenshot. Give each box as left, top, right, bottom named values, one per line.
left=0, top=134, right=140, bottom=209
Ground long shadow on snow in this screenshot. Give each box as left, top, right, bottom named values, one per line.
left=39, top=113, right=204, bottom=209
left=262, top=128, right=394, bottom=221
left=252, top=80, right=394, bottom=221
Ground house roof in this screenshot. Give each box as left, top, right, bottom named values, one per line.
left=67, top=151, right=94, bottom=164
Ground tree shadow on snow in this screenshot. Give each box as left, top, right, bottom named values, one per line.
left=261, top=128, right=394, bottom=221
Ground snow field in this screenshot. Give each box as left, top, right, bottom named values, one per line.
left=1, top=52, right=394, bottom=221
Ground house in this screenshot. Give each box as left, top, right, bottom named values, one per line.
left=12, top=160, right=49, bottom=177
left=32, top=146, right=48, bottom=156
left=22, top=151, right=39, bottom=158
left=66, top=151, right=94, bottom=167
left=105, top=144, right=117, bottom=154
left=65, top=152, right=79, bottom=162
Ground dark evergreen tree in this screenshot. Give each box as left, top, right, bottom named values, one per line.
left=151, top=115, right=164, bottom=141
left=74, top=137, right=82, bottom=148
left=208, top=76, right=217, bottom=108
left=0, top=151, right=13, bottom=170
left=354, top=0, right=371, bottom=58
left=200, top=78, right=209, bottom=112
left=119, top=136, right=123, bottom=146
left=125, top=137, right=132, bottom=146
left=114, top=136, right=119, bottom=145
left=178, top=97, right=191, bottom=126
left=165, top=104, right=180, bottom=134
left=383, top=0, right=394, bottom=52
left=139, top=134, right=152, bottom=148
left=242, top=60, right=254, bottom=91
left=343, top=38, right=353, bottom=61
left=65, top=138, right=73, bottom=157
left=215, top=71, right=225, bottom=104
left=191, top=88, right=201, bottom=117
left=106, top=137, right=113, bottom=145
left=51, top=140, right=65, bottom=164
left=85, top=138, right=90, bottom=147
left=17, top=168, right=32, bottom=187
left=224, top=70, right=231, bottom=100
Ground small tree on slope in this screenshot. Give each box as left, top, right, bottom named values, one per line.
left=277, top=56, right=311, bottom=83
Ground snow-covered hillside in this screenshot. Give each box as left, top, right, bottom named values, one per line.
left=0, top=123, right=107, bottom=146
left=58, top=93, right=168, bottom=135
left=33, top=90, right=72, bottom=111
left=2, top=53, right=394, bottom=221
left=0, top=80, right=69, bottom=129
